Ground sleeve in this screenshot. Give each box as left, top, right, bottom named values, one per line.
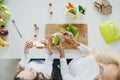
left=60, top=58, right=76, bottom=80
left=42, top=49, right=53, bottom=79
left=77, top=43, right=89, bottom=53
left=19, top=54, right=30, bottom=68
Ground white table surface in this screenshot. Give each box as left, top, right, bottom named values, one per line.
left=0, top=0, right=120, bottom=59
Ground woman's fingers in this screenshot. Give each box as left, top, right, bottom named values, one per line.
left=63, top=35, right=70, bottom=40
left=40, top=39, right=49, bottom=48
left=63, top=31, right=73, bottom=40
left=55, top=44, right=63, bottom=51
left=40, top=39, right=48, bottom=45
left=63, top=31, right=73, bottom=36
left=63, top=31, right=71, bottom=35
left=63, top=32, right=70, bottom=38
left=56, top=44, right=61, bottom=48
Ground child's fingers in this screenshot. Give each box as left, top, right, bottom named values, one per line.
left=25, top=40, right=33, bottom=48
left=29, top=43, right=33, bottom=48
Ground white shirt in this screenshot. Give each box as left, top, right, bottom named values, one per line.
left=60, top=44, right=100, bottom=80
left=19, top=49, right=53, bottom=79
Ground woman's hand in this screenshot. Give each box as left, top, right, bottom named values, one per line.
left=63, top=31, right=80, bottom=47
left=63, top=31, right=74, bottom=43
left=40, top=39, right=49, bottom=48
left=55, top=44, right=65, bottom=58
left=24, top=40, right=33, bottom=54
left=40, top=39, right=52, bottom=55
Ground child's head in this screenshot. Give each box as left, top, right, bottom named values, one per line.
left=14, top=70, right=50, bottom=80
left=14, top=67, right=37, bottom=80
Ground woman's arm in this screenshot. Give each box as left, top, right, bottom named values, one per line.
left=55, top=44, right=76, bottom=80
left=60, top=58, right=76, bottom=80
left=77, top=43, right=89, bottom=53
left=63, top=31, right=89, bottom=53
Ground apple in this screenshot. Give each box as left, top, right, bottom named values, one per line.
left=0, top=28, right=8, bottom=36
left=0, top=5, right=8, bottom=11
left=0, top=19, right=6, bottom=28
left=2, top=11, right=11, bottom=18
left=0, top=0, right=4, bottom=3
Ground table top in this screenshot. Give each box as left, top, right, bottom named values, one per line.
left=0, top=0, right=120, bottom=59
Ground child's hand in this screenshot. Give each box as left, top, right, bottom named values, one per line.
left=40, top=39, right=52, bottom=55
left=25, top=40, right=33, bottom=49
left=24, top=40, right=33, bottom=54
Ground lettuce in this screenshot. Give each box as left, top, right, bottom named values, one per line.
left=60, top=24, right=79, bottom=40
left=66, top=24, right=79, bottom=39
left=60, top=28, right=66, bottom=33
left=53, top=35, right=60, bottom=45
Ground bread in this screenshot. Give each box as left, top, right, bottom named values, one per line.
left=94, top=0, right=112, bottom=15
left=51, top=32, right=64, bottom=44
left=33, top=41, right=45, bottom=49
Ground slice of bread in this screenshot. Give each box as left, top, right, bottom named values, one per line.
left=33, top=41, right=45, bottom=49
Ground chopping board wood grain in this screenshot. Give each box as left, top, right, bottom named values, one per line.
left=45, top=24, right=88, bottom=49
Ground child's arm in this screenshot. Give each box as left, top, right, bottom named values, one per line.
left=15, top=41, right=33, bottom=75
left=40, top=40, right=53, bottom=79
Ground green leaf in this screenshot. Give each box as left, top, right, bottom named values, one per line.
left=54, top=35, right=60, bottom=45
left=78, top=5, right=86, bottom=15
left=66, top=24, right=79, bottom=40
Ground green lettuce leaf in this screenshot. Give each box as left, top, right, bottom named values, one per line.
left=66, top=24, right=79, bottom=40
left=54, top=35, right=60, bottom=45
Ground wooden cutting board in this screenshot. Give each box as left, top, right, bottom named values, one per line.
left=45, top=24, right=88, bottom=49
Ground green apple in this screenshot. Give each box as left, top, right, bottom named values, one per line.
left=2, top=11, right=11, bottom=18
left=0, top=0, right=4, bottom=3
left=0, top=19, right=6, bottom=28
left=0, top=5, right=8, bottom=11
